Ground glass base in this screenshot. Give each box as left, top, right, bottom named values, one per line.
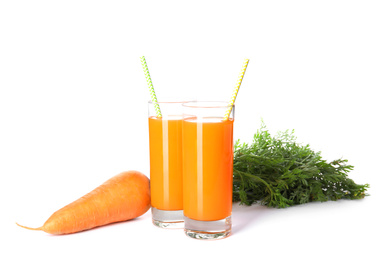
left=151, top=207, right=184, bottom=229
left=184, top=215, right=232, bottom=240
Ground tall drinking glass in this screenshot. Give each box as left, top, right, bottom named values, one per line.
left=182, top=101, right=234, bottom=239
left=148, top=101, right=184, bottom=228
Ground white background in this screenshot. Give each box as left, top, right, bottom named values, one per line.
left=1, top=1, right=389, bottom=259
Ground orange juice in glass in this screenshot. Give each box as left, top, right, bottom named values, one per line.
left=182, top=101, right=234, bottom=239
left=148, top=101, right=184, bottom=228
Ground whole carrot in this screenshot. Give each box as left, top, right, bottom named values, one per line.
left=17, top=170, right=151, bottom=235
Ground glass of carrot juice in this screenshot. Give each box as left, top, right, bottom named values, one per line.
left=182, top=101, right=234, bottom=239
left=148, top=101, right=184, bottom=228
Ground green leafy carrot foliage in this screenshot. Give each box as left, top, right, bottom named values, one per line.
left=233, top=122, right=369, bottom=208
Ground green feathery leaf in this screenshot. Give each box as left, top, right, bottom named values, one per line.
left=233, top=121, right=369, bottom=208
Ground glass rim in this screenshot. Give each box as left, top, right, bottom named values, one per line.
left=182, top=101, right=234, bottom=109
left=148, top=100, right=190, bottom=104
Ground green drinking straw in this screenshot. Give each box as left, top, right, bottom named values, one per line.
left=140, top=56, right=162, bottom=117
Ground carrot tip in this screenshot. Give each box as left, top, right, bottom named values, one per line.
left=16, top=222, right=42, bottom=231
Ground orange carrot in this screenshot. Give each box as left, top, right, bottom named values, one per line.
left=17, top=170, right=151, bottom=235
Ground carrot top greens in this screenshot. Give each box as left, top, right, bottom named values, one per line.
left=233, top=122, right=369, bottom=208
